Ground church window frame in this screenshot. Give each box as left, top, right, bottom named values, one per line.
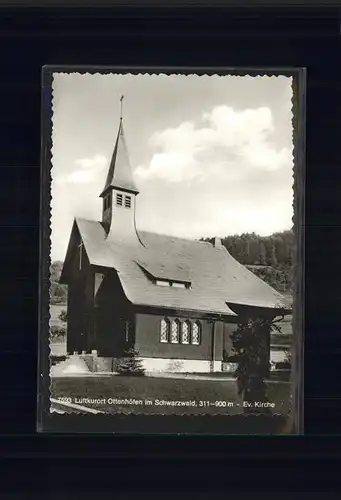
left=170, top=319, right=180, bottom=344
left=160, top=318, right=170, bottom=343
left=191, top=321, right=201, bottom=345
left=116, top=193, right=123, bottom=206
left=181, top=320, right=191, bottom=344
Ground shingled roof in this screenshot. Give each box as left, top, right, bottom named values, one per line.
left=68, top=217, right=291, bottom=317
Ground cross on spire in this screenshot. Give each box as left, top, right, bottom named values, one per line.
left=120, top=95, right=124, bottom=121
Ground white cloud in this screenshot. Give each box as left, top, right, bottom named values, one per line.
left=205, top=105, right=274, bottom=143
left=135, top=105, right=292, bottom=185
left=133, top=105, right=293, bottom=240
left=136, top=152, right=201, bottom=184
left=55, top=154, right=108, bottom=185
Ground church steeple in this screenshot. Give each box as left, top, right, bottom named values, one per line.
left=100, top=96, right=140, bottom=245
left=100, top=96, right=139, bottom=198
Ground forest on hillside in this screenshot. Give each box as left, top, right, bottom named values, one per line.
left=50, top=230, right=294, bottom=304
left=202, top=230, right=294, bottom=294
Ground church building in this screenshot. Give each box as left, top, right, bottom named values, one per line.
left=59, top=101, right=291, bottom=374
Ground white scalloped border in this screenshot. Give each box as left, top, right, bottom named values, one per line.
left=44, top=68, right=299, bottom=428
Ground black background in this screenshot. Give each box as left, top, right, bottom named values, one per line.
left=1, top=2, right=341, bottom=495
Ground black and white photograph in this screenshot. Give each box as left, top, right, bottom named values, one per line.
left=40, top=68, right=303, bottom=427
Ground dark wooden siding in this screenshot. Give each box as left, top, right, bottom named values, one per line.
left=135, top=313, right=233, bottom=362
left=66, top=280, right=79, bottom=354
left=223, top=323, right=236, bottom=356
left=66, top=274, right=88, bottom=354
left=83, top=257, right=95, bottom=353
left=94, top=271, right=134, bottom=357
left=65, top=225, right=95, bottom=354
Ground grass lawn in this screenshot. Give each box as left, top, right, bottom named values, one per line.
left=51, top=375, right=291, bottom=415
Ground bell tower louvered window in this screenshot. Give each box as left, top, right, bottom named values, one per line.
left=116, top=193, right=123, bottom=206
left=124, top=195, right=131, bottom=208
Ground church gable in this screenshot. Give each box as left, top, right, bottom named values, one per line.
left=59, top=220, right=90, bottom=285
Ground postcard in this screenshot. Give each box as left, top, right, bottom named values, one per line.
left=38, top=67, right=305, bottom=434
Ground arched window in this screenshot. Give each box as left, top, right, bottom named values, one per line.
left=181, top=321, right=191, bottom=344
left=192, top=321, right=201, bottom=345
left=160, top=319, right=170, bottom=343
left=170, top=319, right=180, bottom=344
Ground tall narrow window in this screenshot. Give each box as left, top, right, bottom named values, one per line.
left=116, top=193, right=123, bottom=206
left=160, top=319, right=170, bottom=343
left=125, top=320, right=131, bottom=343
left=192, top=321, right=201, bottom=345
left=171, top=320, right=180, bottom=344
left=124, top=195, right=131, bottom=209
left=181, top=321, right=191, bottom=344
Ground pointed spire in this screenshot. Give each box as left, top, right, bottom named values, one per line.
left=120, top=94, right=124, bottom=120
left=100, top=97, right=139, bottom=197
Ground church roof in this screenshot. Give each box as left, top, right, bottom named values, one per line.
left=70, top=217, right=291, bottom=317
left=100, top=119, right=139, bottom=197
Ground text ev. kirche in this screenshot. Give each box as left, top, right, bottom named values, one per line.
left=57, top=397, right=276, bottom=408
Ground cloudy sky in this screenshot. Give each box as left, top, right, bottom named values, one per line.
left=51, top=72, right=293, bottom=262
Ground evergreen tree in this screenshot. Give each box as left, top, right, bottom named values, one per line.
left=270, top=243, right=278, bottom=267
left=259, top=242, right=267, bottom=266
left=116, top=347, right=146, bottom=377
left=50, top=325, right=66, bottom=342
left=288, top=244, right=294, bottom=266
left=228, top=315, right=283, bottom=415
left=201, top=230, right=294, bottom=294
